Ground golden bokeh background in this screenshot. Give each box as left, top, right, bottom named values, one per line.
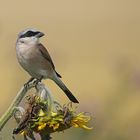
left=0, top=0, right=140, bottom=139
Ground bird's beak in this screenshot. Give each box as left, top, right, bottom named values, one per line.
left=36, top=32, right=45, bottom=38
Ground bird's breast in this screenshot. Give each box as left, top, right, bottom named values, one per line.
left=16, top=44, right=53, bottom=79
left=16, top=44, right=36, bottom=65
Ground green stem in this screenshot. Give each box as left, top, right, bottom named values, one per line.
left=0, top=83, right=35, bottom=131
left=39, top=132, right=51, bottom=140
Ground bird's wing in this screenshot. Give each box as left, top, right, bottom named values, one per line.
left=38, top=43, right=62, bottom=78
left=38, top=43, right=55, bottom=69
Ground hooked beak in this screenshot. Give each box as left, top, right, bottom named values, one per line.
left=35, top=32, right=45, bottom=38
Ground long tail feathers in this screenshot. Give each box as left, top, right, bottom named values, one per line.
left=53, top=77, right=79, bottom=103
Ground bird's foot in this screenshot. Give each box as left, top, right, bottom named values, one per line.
left=33, top=76, right=43, bottom=88
left=24, top=77, right=35, bottom=89
left=33, top=79, right=40, bottom=87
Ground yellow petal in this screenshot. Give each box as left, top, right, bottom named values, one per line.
left=51, top=112, right=57, bottom=116
left=53, top=123, right=60, bottom=130
left=38, top=123, right=47, bottom=131
left=81, top=125, right=93, bottom=130
left=72, top=122, right=79, bottom=128
left=71, top=113, right=92, bottom=130
left=38, top=109, right=46, bottom=117
left=20, top=131, right=26, bottom=135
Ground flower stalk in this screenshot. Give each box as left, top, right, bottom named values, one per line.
left=0, top=81, right=35, bottom=131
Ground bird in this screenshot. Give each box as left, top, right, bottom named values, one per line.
left=16, top=28, right=79, bottom=103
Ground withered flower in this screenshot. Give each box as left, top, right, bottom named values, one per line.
left=13, top=95, right=92, bottom=140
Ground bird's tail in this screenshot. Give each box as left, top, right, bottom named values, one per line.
left=52, top=76, right=79, bottom=103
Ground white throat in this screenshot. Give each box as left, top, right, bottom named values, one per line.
left=17, top=36, right=39, bottom=46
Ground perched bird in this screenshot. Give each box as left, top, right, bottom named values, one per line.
left=16, top=28, right=79, bottom=103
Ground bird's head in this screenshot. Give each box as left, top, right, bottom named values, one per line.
left=17, top=28, right=45, bottom=45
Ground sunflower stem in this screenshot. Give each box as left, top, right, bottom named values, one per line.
left=0, top=81, right=35, bottom=131
left=39, top=132, right=51, bottom=140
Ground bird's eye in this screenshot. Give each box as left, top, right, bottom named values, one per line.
left=20, top=31, right=40, bottom=38
left=26, top=31, right=38, bottom=37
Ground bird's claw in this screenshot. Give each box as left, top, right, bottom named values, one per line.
left=24, top=82, right=29, bottom=90
left=34, top=76, right=43, bottom=88
left=24, top=77, right=35, bottom=90
left=33, top=79, right=40, bottom=88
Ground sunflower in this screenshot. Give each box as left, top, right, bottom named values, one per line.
left=13, top=94, right=92, bottom=139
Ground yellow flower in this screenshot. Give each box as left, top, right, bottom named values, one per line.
left=16, top=95, right=92, bottom=137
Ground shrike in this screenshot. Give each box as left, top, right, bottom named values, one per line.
left=16, top=28, right=79, bottom=103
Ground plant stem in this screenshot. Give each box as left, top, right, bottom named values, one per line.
left=0, top=83, right=35, bottom=131
left=39, top=132, right=51, bottom=140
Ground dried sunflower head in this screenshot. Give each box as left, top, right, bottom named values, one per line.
left=13, top=94, right=92, bottom=139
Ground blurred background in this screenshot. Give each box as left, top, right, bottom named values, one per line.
left=0, top=0, right=140, bottom=139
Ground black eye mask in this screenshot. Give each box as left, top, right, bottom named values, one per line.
left=19, top=31, right=40, bottom=38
